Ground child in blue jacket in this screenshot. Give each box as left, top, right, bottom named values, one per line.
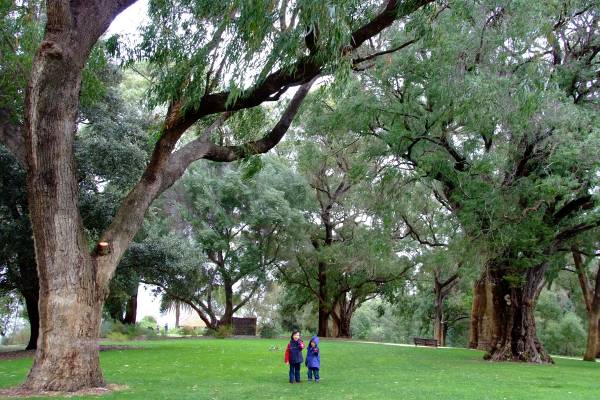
left=305, top=336, right=320, bottom=382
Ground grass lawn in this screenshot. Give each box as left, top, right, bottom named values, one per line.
left=0, top=338, right=598, bottom=399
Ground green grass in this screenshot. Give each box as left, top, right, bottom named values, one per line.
left=0, top=339, right=598, bottom=399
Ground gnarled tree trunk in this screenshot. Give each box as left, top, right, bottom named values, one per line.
left=21, top=2, right=128, bottom=389
left=484, top=262, right=552, bottom=363
left=468, top=274, right=494, bottom=351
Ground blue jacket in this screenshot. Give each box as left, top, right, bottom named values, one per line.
left=305, top=336, right=320, bottom=368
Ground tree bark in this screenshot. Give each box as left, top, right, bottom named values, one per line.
left=219, top=279, right=234, bottom=327
left=175, top=302, right=180, bottom=328
left=21, top=3, right=125, bottom=388
left=123, top=286, right=138, bottom=325
left=468, top=278, right=485, bottom=349
left=468, top=273, right=498, bottom=351
left=335, top=307, right=353, bottom=338
left=573, top=250, right=600, bottom=361
left=434, top=293, right=444, bottom=346
left=483, top=262, right=552, bottom=363
left=584, top=311, right=599, bottom=361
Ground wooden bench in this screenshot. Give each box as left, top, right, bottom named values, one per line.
left=413, top=337, right=438, bottom=347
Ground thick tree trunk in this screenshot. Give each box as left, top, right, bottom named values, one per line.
left=330, top=297, right=355, bottom=338
left=174, top=302, right=180, bottom=328
left=468, top=278, right=485, bottom=349
left=123, top=286, right=138, bottom=325
left=434, top=295, right=444, bottom=346
left=583, top=311, right=599, bottom=361
left=484, top=263, right=552, bottom=363
left=572, top=251, right=600, bottom=361
left=337, top=313, right=352, bottom=338
left=468, top=274, right=496, bottom=351
left=22, top=27, right=113, bottom=391
left=597, top=320, right=600, bottom=358
left=318, top=307, right=329, bottom=337
left=220, top=282, right=234, bottom=327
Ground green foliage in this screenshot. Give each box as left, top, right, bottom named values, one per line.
left=101, top=319, right=157, bottom=340
left=129, top=0, right=391, bottom=109
left=258, top=322, right=279, bottom=339
left=536, top=289, right=587, bottom=357
left=106, top=332, right=130, bottom=342
left=138, top=315, right=158, bottom=329
left=320, top=0, right=600, bottom=297
left=177, top=326, right=202, bottom=336
left=215, top=325, right=234, bottom=339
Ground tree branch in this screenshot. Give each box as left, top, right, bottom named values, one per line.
left=553, top=195, right=594, bottom=223
left=572, top=249, right=593, bottom=313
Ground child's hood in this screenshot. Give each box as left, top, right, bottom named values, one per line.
left=310, top=336, right=320, bottom=346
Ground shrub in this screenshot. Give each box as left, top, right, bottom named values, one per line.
left=215, top=325, right=233, bottom=339
left=101, top=319, right=156, bottom=340
left=107, top=332, right=129, bottom=342
left=538, top=312, right=586, bottom=356
left=138, top=315, right=158, bottom=330
left=177, top=326, right=201, bottom=336
left=100, top=319, right=114, bottom=338
left=0, top=326, right=30, bottom=346
left=259, top=323, right=279, bottom=339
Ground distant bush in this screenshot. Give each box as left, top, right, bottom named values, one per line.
left=138, top=315, right=158, bottom=330
left=215, top=325, right=233, bottom=339
left=259, top=323, right=279, bottom=338
left=538, top=312, right=586, bottom=357
left=101, top=319, right=156, bottom=340
left=0, top=326, right=30, bottom=346
left=177, top=326, right=201, bottom=336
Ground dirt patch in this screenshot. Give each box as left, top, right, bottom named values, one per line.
left=0, top=350, right=34, bottom=361
left=0, top=384, right=128, bottom=398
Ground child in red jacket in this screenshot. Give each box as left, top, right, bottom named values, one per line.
left=284, top=330, right=305, bottom=383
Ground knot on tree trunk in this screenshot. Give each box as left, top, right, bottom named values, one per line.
left=40, top=41, right=63, bottom=59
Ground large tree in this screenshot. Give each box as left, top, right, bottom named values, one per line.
left=351, top=1, right=600, bottom=362
left=277, top=118, right=411, bottom=337
left=143, top=158, right=306, bottom=330
left=0, top=0, right=435, bottom=391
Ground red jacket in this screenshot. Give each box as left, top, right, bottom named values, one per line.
left=284, top=339, right=304, bottom=363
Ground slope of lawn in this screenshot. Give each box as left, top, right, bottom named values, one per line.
left=0, top=338, right=598, bottom=399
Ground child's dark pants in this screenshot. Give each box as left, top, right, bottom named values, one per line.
left=308, top=367, right=320, bottom=381
left=289, top=362, right=301, bottom=382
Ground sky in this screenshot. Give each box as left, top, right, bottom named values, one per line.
left=106, top=0, right=149, bottom=38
